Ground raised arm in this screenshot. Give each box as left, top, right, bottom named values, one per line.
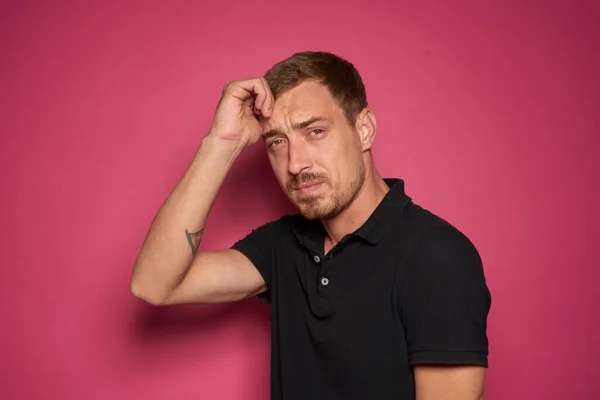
left=130, top=78, right=274, bottom=305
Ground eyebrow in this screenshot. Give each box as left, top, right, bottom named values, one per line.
left=262, top=116, right=328, bottom=140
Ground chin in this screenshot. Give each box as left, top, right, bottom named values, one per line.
left=297, top=201, right=343, bottom=221
left=299, top=210, right=326, bottom=221
left=299, top=209, right=324, bottom=221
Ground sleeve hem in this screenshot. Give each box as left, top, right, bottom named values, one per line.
left=231, top=244, right=270, bottom=286
left=409, top=350, right=488, bottom=367
left=230, top=245, right=271, bottom=304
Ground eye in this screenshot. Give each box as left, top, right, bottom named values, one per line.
left=310, top=129, right=324, bottom=136
left=269, top=139, right=285, bottom=148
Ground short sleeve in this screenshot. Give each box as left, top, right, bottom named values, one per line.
left=399, top=226, right=492, bottom=367
left=231, top=220, right=278, bottom=303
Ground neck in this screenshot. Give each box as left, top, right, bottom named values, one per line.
left=321, top=168, right=389, bottom=252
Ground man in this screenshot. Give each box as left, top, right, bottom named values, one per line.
left=130, top=51, right=491, bottom=400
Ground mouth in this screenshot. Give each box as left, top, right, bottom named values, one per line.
left=293, top=181, right=325, bottom=194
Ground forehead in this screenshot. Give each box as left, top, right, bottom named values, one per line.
left=270, top=80, right=342, bottom=122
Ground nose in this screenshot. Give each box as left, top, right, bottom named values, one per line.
left=287, top=139, right=312, bottom=176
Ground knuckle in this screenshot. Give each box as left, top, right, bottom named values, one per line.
left=223, top=80, right=234, bottom=92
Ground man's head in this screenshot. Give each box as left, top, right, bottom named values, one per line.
left=261, top=51, right=377, bottom=220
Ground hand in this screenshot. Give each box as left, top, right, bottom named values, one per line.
left=209, top=78, right=274, bottom=149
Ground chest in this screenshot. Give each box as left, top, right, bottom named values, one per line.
left=270, top=238, right=411, bottom=388
left=273, top=236, right=406, bottom=321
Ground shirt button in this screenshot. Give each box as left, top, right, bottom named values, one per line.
left=320, top=277, right=329, bottom=286
left=313, top=255, right=321, bottom=263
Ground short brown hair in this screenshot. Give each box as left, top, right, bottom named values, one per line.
left=264, top=51, right=368, bottom=125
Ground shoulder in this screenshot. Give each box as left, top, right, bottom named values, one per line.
left=405, top=201, right=476, bottom=244
left=403, top=201, right=453, bottom=232
left=400, top=202, right=485, bottom=276
left=416, top=225, right=482, bottom=268
left=398, top=205, right=491, bottom=311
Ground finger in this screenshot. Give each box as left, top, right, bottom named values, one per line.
left=265, top=77, right=275, bottom=117
left=234, top=79, right=267, bottom=113
left=243, top=97, right=256, bottom=117
left=261, top=78, right=273, bottom=118
left=261, top=78, right=274, bottom=117
left=253, top=79, right=268, bottom=115
left=256, top=78, right=268, bottom=116
left=227, top=79, right=266, bottom=110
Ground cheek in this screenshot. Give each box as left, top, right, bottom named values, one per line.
left=268, top=152, right=289, bottom=180
left=329, top=138, right=362, bottom=174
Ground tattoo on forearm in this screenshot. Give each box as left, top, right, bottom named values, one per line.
left=185, top=228, right=204, bottom=256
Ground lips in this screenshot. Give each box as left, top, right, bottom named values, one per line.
left=294, top=181, right=323, bottom=190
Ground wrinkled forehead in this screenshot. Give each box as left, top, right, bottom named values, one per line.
left=260, top=81, right=343, bottom=131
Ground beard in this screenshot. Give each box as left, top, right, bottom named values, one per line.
left=286, top=161, right=366, bottom=221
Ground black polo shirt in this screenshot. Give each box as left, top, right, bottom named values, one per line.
left=232, top=178, right=491, bottom=400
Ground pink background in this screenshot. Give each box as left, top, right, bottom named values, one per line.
left=1, top=1, right=599, bottom=399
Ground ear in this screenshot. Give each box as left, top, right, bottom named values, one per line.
left=355, top=108, right=377, bottom=151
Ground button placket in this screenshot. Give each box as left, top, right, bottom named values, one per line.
left=311, top=252, right=332, bottom=295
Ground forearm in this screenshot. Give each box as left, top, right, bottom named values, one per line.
left=130, top=134, right=243, bottom=304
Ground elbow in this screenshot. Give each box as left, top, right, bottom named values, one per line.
left=130, top=278, right=168, bottom=306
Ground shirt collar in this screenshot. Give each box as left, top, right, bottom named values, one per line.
left=292, top=178, right=411, bottom=249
